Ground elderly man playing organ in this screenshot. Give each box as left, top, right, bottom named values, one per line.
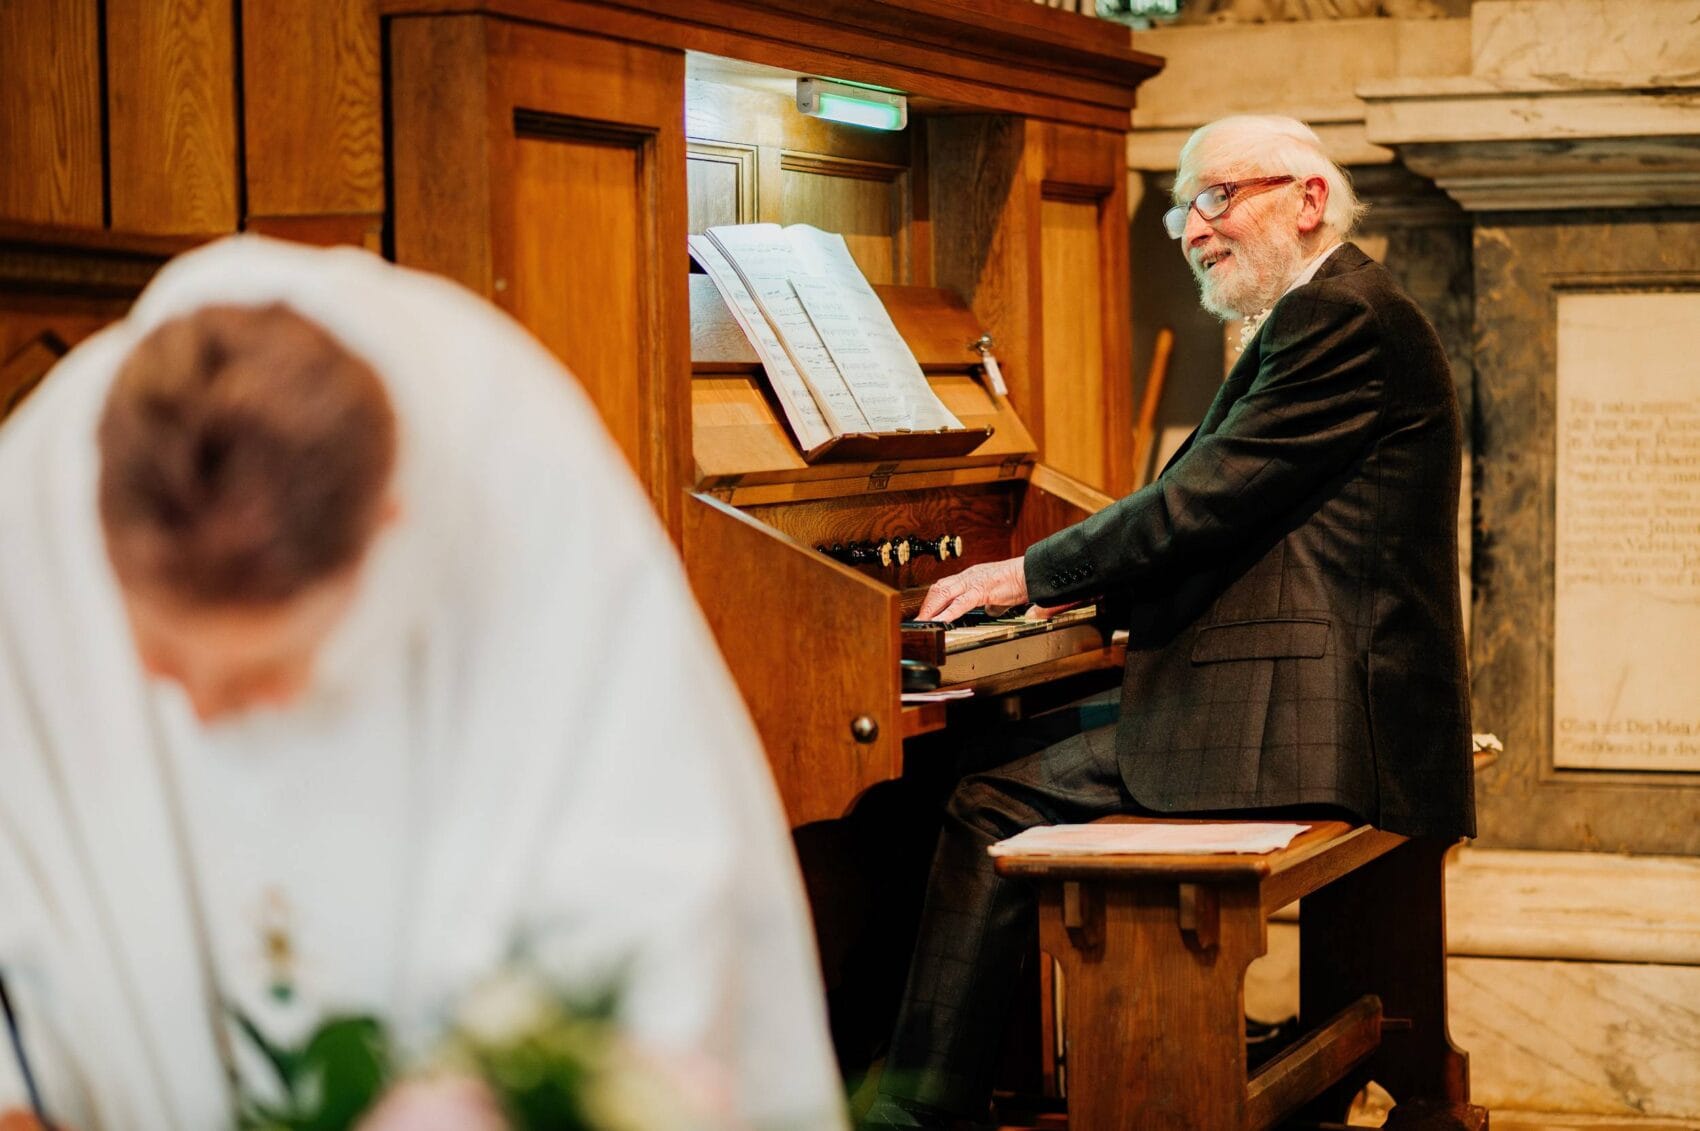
left=859, top=114, right=1475, bottom=1130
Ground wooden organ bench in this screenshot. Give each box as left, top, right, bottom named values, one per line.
left=994, top=818, right=1488, bottom=1131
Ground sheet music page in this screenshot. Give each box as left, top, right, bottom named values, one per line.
left=790, top=276, right=910, bottom=430
left=704, top=224, right=871, bottom=434
left=987, top=822, right=1312, bottom=857
left=688, top=236, right=833, bottom=452
left=783, top=224, right=962, bottom=430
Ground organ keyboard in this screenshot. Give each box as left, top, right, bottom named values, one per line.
left=903, top=607, right=1109, bottom=685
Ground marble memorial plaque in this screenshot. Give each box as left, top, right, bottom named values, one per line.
left=1554, top=292, right=1700, bottom=772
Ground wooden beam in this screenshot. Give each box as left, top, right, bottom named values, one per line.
left=1245, top=995, right=1383, bottom=1131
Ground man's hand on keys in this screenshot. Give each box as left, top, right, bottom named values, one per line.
left=918, top=557, right=1029, bottom=623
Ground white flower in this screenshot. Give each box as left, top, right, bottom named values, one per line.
left=454, top=969, right=556, bottom=1044
left=1236, top=308, right=1272, bottom=354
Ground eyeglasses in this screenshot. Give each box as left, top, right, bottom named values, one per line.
left=1162, top=176, right=1295, bottom=239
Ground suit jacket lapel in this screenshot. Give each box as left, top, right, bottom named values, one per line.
left=1151, top=332, right=1258, bottom=477
left=1196, top=243, right=1370, bottom=438
left=1197, top=333, right=1262, bottom=437
left=1157, top=243, right=1371, bottom=473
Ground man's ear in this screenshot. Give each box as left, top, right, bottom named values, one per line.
left=1296, top=175, right=1329, bottom=235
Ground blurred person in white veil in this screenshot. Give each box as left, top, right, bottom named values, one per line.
left=0, top=236, right=845, bottom=1131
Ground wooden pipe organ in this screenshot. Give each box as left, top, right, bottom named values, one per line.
left=384, top=0, right=1162, bottom=827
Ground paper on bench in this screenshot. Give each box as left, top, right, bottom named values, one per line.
left=987, top=822, right=1311, bottom=857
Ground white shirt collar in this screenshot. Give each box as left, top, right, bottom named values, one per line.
left=1283, top=240, right=1343, bottom=298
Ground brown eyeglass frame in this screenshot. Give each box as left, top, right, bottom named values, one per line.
left=1163, top=175, right=1296, bottom=238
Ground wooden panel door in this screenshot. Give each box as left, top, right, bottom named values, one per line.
left=506, top=122, right=651, bottom=478
left=107, top=0, right=239, bottom=235
left=1037, top=122, right=1133, bottom=500
left=683, top=494, right=902, bottom=827
left=390, top=14, right=689, bottom=536
left=780, top=154, right=910, bottom=285
left=243, top=0, right=385, bottom=226
left=927, top=115, right=1134, bottom=497
left=1042, top=195, right=1108, bottom=489
left=0, top=0, right=103, bottom=227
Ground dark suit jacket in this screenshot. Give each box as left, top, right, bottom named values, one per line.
left=1026, top=243, right=1474, bottom=838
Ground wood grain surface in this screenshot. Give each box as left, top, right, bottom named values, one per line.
left=0, top=0, right=103, bottom=227
left=108, top=0, right=238, bottom=234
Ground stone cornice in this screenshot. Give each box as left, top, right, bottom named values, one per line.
left=1364, top=75, right=1700, bottom=143
left=1124, top=17, right=1469, bottom=171
left=1360, top=0, right=1700, bottom=212
left=1383, top=136, right=1700, bottom=212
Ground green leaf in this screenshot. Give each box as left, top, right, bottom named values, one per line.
left=230, top=1007, right=303, bottom=1091
left=297, top=1015, right=392, bottom=1131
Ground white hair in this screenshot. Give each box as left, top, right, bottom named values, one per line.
left=1175, top=115, right=1367, bottom=240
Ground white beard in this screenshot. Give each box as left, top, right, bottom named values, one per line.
left=1190, top=230, right=1305, bottom=322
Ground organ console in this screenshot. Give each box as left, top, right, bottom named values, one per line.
left=383, top=0, right=1162, bottom=829
left=686, top=271, right=1142, bottom=826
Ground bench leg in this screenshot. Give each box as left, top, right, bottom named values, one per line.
left=1041, top=879, right=1265, bottom=1131
left=1296, top=837, right=1484, bottom=1127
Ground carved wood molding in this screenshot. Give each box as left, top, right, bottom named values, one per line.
left=380, top=0, right=1162, bottom=127
left=1040, top=179, right=1107, bottom=203
left=687, top=141, right=759, bottom=223
left=512, top=108, right=656, bottom=147
left=0, top=222, right=198, bottom=297
left=778, top=152, right=904, bottom=184
left=0, top=332, right=68, bottom=420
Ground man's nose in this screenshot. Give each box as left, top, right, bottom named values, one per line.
left=1184, top=206, right=1213, bottom=246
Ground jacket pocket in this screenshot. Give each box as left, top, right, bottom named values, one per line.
left=1190, top=618, right=1330, bottom=663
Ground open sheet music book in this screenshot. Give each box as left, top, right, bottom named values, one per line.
left=689, top=223, right=962, bottom=456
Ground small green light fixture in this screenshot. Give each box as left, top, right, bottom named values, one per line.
left=796, top=77, right=907, bottom=131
